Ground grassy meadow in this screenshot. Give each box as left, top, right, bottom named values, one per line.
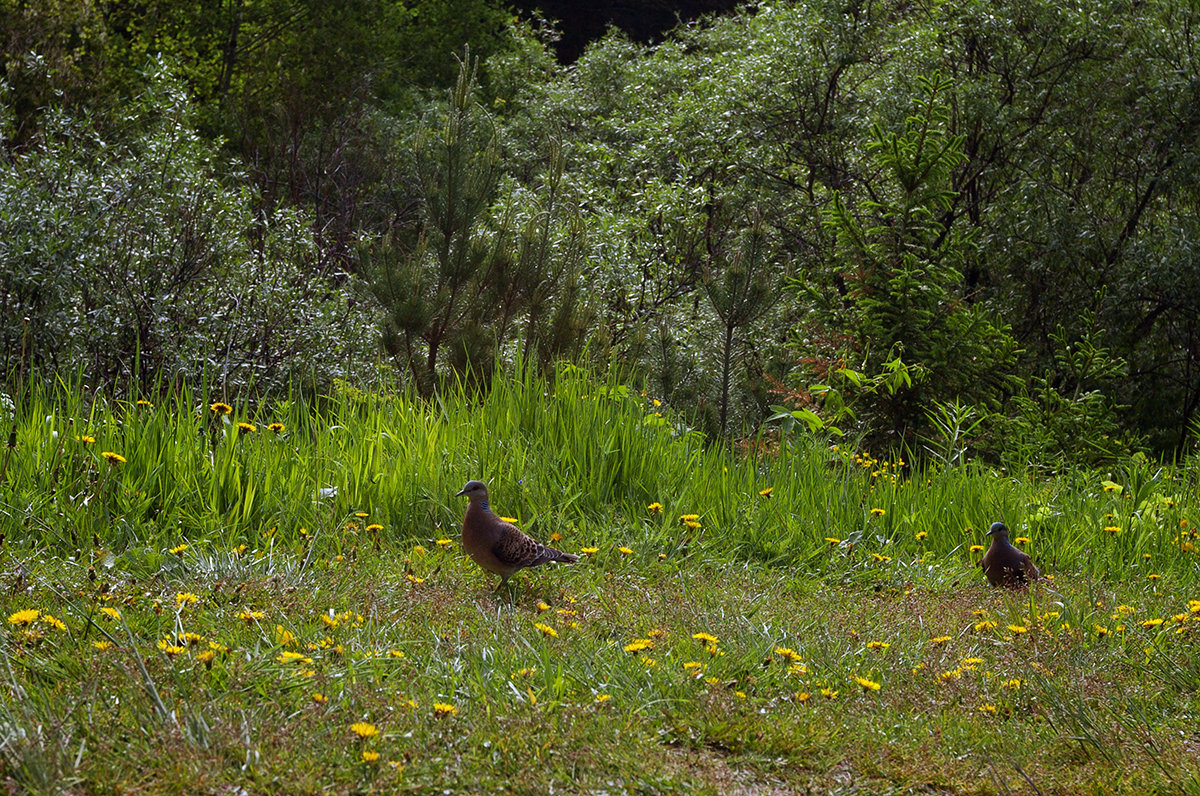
left=0, top=369, right=1198, bottom=794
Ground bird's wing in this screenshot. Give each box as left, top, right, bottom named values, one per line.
left=491, top=523, right=544, bottom=569
left=1022, top=554, right=1041, bottom=581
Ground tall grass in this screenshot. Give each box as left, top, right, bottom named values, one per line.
left=1, top=367, right=1197, bottom=586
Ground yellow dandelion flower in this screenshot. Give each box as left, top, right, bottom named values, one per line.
left=364, top=524, right=383, bottom=532
left=268, top=422, right=285, bottom=433
left=866, top=641, right=890, bottom=650
left=350, top=722, right=378, bottom=739
left=930, top=635, right=951, bottom=645
left=758, top=488, right=773, bottom=498
left=617, top=546, right=633, bottom=555
left=1014, top=536, right=1030, bottom=545
left=210, top=402, right=233, bottom=415
left=275, top=625, right=296, bottom=646
left=774, top=647, right=802, bottom=663
left=1149, top=574, right=1161, bottom=581
left=580, top=547, right=599, bottom=554
left=1141, top=618, right=1164, bottom=628
left=411, top=545, right=426, bottom=557
left=691, top=632, right=718, bottom=644
left=100, top=451, right=126, bottom=465
left=239, top=610, right=264, bottom=624
left=499, top=516, right=519, bottom=524
left=550, top=532, right=563, bottom=542
left=679, top=514, right=700, bottom=522
left=534, top=623, right=558, bottom=638
left=236, top=422, right=255, bottom=433
left=794, top=691, right=811, bottom=703
left=979, top=703, right=998, bottom=714
left=974, top=620, right=996, bottom=631
left=536, top=601, right=550, bottom=613
left=623, top=639, right=655, bottom=654
left=870, top=508, right=885, bottom=517
left=969, top=544, right=985, bottom=553
left=648, top=502, right=663, bottom=513
left=1004, top=678, right=1023, bottom=689
left=1104, top=526, right=1121, bottom=534
left=436, top=538, right=452, bottom=547
left=175, top=592, right=198, bottom=607
left=1094, top=624, right=1109, bottom=636
left=915, top=531, right=927, bottom=540
left=432, top=702, right=457, bottom=717
left=820, top=687, right=839, bottom=699
left=40, top=614, right=66, bottom=631
left=871, top=553, right=891, bottom=563
left=854, top=676, right=881, bottom=691
left=75, top=434, right=95, bottom=444
left=169, top=543, right=189, bottom=555
left=1007, top=624, right=1028, bottom=635
left=825, top=537, right=842, bottom=545
left=938, top=668, right=962, bottom=683
left=595, top=693, right=611, bottom=703
left=92, top=640, right=112, bottom=651
left=8, top=609, right=39, bottom=626
left=361, top=751, right=380, bottom=763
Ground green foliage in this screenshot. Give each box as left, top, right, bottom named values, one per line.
left=991, top=312, right=1143, bottom=471
left=814, top=73, right=1018, bottom=444
left=0, top=62, right=373, bottom=391
left=701, top=209, right=783, bottom=436
left=8, top=0, right=1200, bottom=460
left=365, top=56, right=591, bottom=394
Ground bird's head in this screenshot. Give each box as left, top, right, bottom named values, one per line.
left=455, top=480, right=489, bottom=500
left=987, top=521, right=1010, bottom=542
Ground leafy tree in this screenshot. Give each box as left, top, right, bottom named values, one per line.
left=813, top=73, right=1018, bottom=444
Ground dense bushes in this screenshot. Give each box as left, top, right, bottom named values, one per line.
left=0, top=64, right=374, bottom=393
left=4, top=1, right=1200, bottom=465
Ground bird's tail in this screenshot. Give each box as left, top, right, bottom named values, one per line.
left=543, top=546, right=578, bottom=565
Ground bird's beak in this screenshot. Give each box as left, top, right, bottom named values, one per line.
left=454, top=487, right=467, bottom=497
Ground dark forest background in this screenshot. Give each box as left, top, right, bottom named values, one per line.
left=4, top=0, right=1200, bottom=468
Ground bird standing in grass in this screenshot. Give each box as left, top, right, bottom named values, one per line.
left=981, top=521, right=1041, bottom=587
left=455, top=480, right=578, bottom=591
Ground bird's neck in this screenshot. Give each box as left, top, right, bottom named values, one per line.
left=474, top=498, right=491, bottom=513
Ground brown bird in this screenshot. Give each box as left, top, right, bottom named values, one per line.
left=981, top=521, right=1041, bottom=587
left=455, top=480, right=578, bottom=590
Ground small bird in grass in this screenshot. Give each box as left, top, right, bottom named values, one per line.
left=981, top=521, right=1041, bottom=587
left=455, top=480, right=578, bottom=591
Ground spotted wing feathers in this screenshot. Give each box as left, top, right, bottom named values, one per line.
left=492, top=521, right=579, bottom=570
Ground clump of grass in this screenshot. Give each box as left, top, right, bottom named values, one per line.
left=4, top=369, right=1199, bottom=587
